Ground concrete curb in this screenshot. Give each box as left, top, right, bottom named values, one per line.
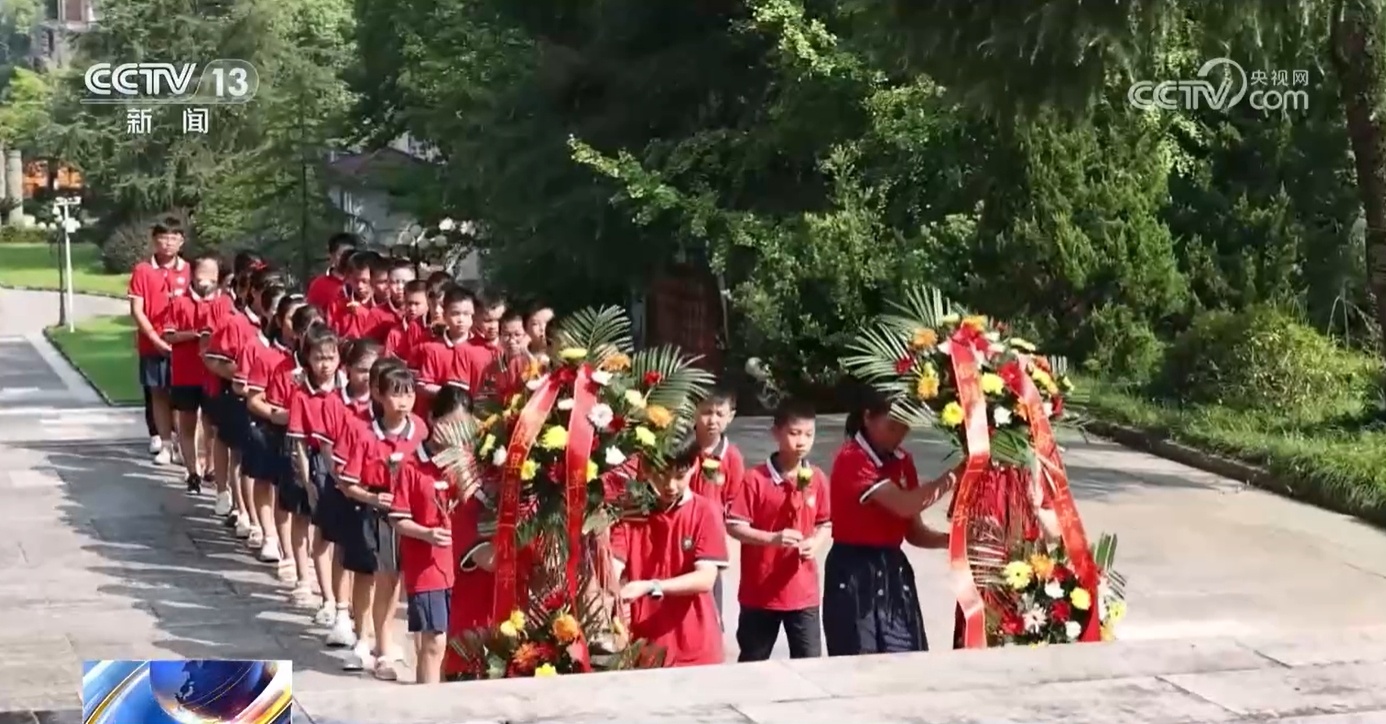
left=40, top=325, right=124, bottom=408
left=0, top=283, right=124, bottom=299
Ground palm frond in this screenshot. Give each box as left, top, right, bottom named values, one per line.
left=880, top=286, right=969, bottom=334
left=432, top=415, right=482, bottom=484
left=632, top=345, right=716, bottom=413
left=553, top=306, right=634, bottom=356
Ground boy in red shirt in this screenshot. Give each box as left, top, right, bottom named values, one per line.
left=688, top=388, right=745, bottom=623
left=389, top=385, right=470, bottom=684
left=369, top=255, right=392, bottom=308
left=336, top=363, right=428, bottom=679
left=128, top=216, right=190, bottom=465
left=366, top=259, right=417, bottom=342
left=415, top=286, right=478, bottom=408
left=613, top=434, right=729, bottom=667
left=476, top=309, right=537, bottom=403
left=383, top=280, right=434, bottom=372
left=306, top=232, right=359, bottom=312
left=326, top=250, right=378, bottom=339
left=162, top=254, right=223, bottom=493
left=727, top=399, right=830, bottom=660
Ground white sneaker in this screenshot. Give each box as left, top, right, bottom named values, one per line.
left=213, top=491, right=233, bottom=517
left=258, top=539, right=282, bottom=562
left=313, top=603, right=337, bottom=626
left=153, top=448, right=172, bottom=465
left=247, top=527, right=264, bottom=548
left=372, top=657, right=400, bottom=681
left=344, top=640, right=373, bottom=670
left=326, top=616, right=357, bottom=648
left=233, top=515, right=253, bottom=539
left=148, top=436, right=163, bottom=454
left=170, top=445, right=183, bottom=465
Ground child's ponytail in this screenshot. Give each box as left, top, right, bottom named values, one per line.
left=844, top=384, right=892, bottom=438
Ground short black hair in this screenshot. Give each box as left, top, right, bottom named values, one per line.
left=344, top=249, right=378, bottom=273
left=699, top=387, right=737, bottom=409
left=288, top=301, right=322, bottom=337
left=342, top=337, right=383, bottom=368
left=403, top=279, right=429, bottom=297
left=297, top=322, right=340, bottom=369
left=663, top=432, right=701, bottom=472
left=772, top=398, right=815, bottom=428
left=151, top=215, right=183, bottom=237
left=475, top=287, right=506, bottom=311
left=425, top=270, right=453, bottom=287
left=388, top=257, right=415, bottom=274
left=499, top=308, right=525, bottom=327
left=327, top=232, right=360, bottom=255
left=442, top=285, right=476, bottom=309
left=192, top=253, right=219, bottom=269
left=430, top=385, right=471, bottom=421
left=372, top=362, right=415, bottom=396
left=369, top=255, right=392, bottom=275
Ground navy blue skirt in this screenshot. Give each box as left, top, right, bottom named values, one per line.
left=214, top=391, right=251, bottom=449
left=310, top=450, right=351, bottom=542
left=821, top=542, right=927, bottom=656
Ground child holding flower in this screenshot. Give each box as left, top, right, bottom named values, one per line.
left=388, top=386, right=472, bottom=683
left=727, top=399, right=831, bottom=660
left=688, top=388, right=744, bottom=624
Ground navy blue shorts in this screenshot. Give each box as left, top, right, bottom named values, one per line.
left=242, top=420, right=285, bottom=482
left=341, top=505, right=399, bottom=575
left=138, top=355, right=171, bottom=389
left=169, top=385, right=203, bottom=412
left=307, top=451, right=346, bottom=537
left=407, top=589, right=451, bottom=633
left=215, top=392, right=250, bottom=449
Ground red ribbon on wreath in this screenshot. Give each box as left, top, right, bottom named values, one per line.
left=947, top=338, right=991, bottom=649
left=1005, top=358, right=1102, bottom=642
left=563, top=366, right=598, bottom=668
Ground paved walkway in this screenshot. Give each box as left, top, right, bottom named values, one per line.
left=2, top=288, right=1386, bottom=714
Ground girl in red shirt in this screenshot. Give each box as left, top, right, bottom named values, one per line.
left=822, top=387, right=955, bottom=657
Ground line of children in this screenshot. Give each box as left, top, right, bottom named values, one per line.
left=174, top=234, right=957, bottom=681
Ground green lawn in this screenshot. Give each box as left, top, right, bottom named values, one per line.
left=1076, top=377, right=1386, bottom=528
left=0, top=243, right=129, bottom=296
left=47, top=314, right=142, bottom=405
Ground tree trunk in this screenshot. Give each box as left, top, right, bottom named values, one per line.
left=1332, top=0, right=1386, bottom=353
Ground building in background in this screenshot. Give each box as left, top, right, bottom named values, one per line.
left=31, top=0, right=96, bottom=70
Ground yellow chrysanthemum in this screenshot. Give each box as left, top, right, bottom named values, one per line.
left=478, top=434, right=497, bottom=458
left=623, top=389, right=646, bottom=409
left=1032, top=368, right=1056, bottom=391
left=1028, top=553, right=1055, bottom=580
left=1070, top=587, right=1092, bottom=611
left=539, top=425, right=568, bottom=450
left=508, top=610, right=527, bottom=629
left=519, top=459, right=539, bottom=481
left=1009, top=337, right=1037, bottom=352
left=558, top=347, right=587, bottom=361
left=586, top=460, right=598, bottom=482
left=1002, top=560, right=1033, bottom=590
left=980, top=373, right=1005, bottom=395
left=552, top=613, right=582, bottom=643
left=534, top=663, right=558, bottom=677
left=498, top=621, right=519, bottom=637
left=634, top=425, right=657, bottom=448
left=939, top=401, right=965, bottom=427
left=962, top=315, right=988, bottom=330
left=644, top=404, right=674, bottom=429
left=1107, top=599, right=1127, bottom=623
left=910, top=327, right=938, bottom=350
left=915, top=374, right=939, bottom=401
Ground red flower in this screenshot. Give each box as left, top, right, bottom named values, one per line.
left=1051, top=396, right=1064, bottom=418
left=894, top=357, right=914, bottom=375
left=553, top=365, right=577, bottom=386
left=1050, top=600, right=1071, bottom=622
left=609, top=415, right=626, bottom=432
left=1000, top=612, right=1024, bottom=636
left=541, top=588, right=567, bottom=614
left=1051, top=564, right=1072, bottom=583
left=643, top=371, right=663, bottom=387
left=998, top=359, right=1026, bottom=393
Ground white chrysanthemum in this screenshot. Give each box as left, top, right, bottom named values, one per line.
left=1043, top=580, right=1064, bottom=600
left=433, top=480, right=449, bottom=491
left=1065, top=620, right=1083, bottom=640
left=604, top=447, right=627, bottom=467
left=438, top=218, right=456, bottom=232
left=557, top=398, right=575, bottom=411
left=937, top=340, right=952, bottom=356
left=590, top=370, right=612, bottom=386
left=993, top=407, right=1013, bottom=426
left=491, top=446, right=507, bottom=467
left=588, top=403, right=614, bottom=429
left=526, top=377, right=543, bottom=391
left=1023, top=608, right=1048, bottom=633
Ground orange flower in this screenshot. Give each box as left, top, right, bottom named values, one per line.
left=644, top=404, right=674, bottom=429
left=522, top=358, right=543, bottom=381
left=914, top=374, right=939, bottom=401
left=599, top=353, right=631, bottom=372
left=508, top=641, right=556, bottom=676
left=962, top=315, right=988, bottom=331
left=910, top=327, right=938, bottom=350
left=1028, top=553, right=1055, bottom=580
left=552, top=614, right=582, bottom=643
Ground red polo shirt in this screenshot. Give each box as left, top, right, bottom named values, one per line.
left=325, top=288, right=376, bottom=340
left=193, top=294, right=235, bottom=395
left=477, top=352, right=535, bottom=406
left=288, top=372, right=345, bottom=449
left=611, top=491, right=728, bottom=667
left=363, top=304, right=404, bottom=344
left=829, top=433, right=919, bottom=548
left=263, top=357, right=304, bottom=417
left=235, top=335, right=291, bottom=399
left=323, top=387, right=372, bottom=464
left=416, top=333, right=482, bottom=393
left=162, top=291, right=220, bottom=389
left=338, top=414, right=428, bottom=489
left=305, top=272, right=344, bottom=312
left=728, top=459, right=831, bottom=611
left=128, top=256, right=190, bottom=356
left=384, top=318, right=434, bottom=371
left=688, top=436, right=745, bottom=515
left=388, top=445, right=456, bottom=594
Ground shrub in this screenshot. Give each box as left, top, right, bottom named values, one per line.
left=101, top=221, right=152, bottom=274
left=1076, top=304, right=1165, bottom=386
left=0, top=225, right=51, bottom=245
left=1155, top=306, right=1378, bottom=419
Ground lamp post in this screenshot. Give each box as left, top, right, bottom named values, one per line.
left=53, top=196, right=82, bottom=332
